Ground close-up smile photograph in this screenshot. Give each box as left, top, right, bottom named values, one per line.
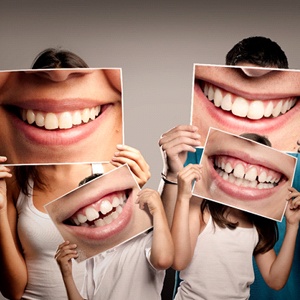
left=192, top=64, right=300, bottom=152
left=45, top=164, right=152, bottom=262
left=0, top=67, right=123, bottom=163
left=193, top=128, right=297, bottom=221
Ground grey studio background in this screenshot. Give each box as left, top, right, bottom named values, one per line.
left=1, top=0, right=300, bottom=299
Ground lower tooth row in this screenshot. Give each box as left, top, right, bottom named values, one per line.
left=22, top=106, right=101, bottom=130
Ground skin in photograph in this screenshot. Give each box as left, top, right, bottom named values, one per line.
left=45, top=164, right=152, bottom=262
left=192, top=64, right=300, bottom=152
left=0, top=68, right=123, bottom=164
left=193, top=128, right=297, bottom=221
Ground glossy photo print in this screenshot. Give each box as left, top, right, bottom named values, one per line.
left=45, top=164, right=152, bottom=262
left=192, top=128, right=297, bottom=221
left=191, top=64, right=300, bottom=153
left=0, top=68, right=123, bottom=164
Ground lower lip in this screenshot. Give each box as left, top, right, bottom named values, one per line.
left=208, top=158, right=284, bottom=201
left=62, top=193, right=133, bottom=242
left=194, top=83, right=300, bottom=133
left=8, top=104, right=112, bottom=146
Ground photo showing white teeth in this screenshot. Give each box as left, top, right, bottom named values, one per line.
left=203, top=82, right=297, bottom=120
left=214, top=156, right=281, bottom=188
left=21, top=105, right=101, bottom=130
left=69, top=193, right=127, bottom=228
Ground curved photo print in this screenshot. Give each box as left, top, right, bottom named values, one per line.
left=193, top=128, right=297, bottom=221
left=0, top=68, right=123, bottom=164
left=45, top=164, right=152, bottom=262
left=192, top=64, right=300, bottom=153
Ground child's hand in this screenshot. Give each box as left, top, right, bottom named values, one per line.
left=285, top=187, right=300, bottom=226
left=136, top=188, right=163, bottom=216
left=177, top=164, right=202, bottom=201
left=159, top=125, right=201, bottom=181
left=55, top=241, right=78, bottom=278
left=0, top=156, right=12, bottom=212
left=111, top=145, right=150, bottom=187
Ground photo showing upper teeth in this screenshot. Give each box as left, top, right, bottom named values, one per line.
left=65, top=190, right=129, bottom=228
left=202, top=82, right=297, bottom=120
left=21, top=105, right=101, bottom=130
left=213, top=155, right=282, bottom=189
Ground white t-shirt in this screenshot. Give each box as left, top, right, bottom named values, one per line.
left=175, top=216, right=259, bottom=300
left=81, top=231, right=165, bottom=300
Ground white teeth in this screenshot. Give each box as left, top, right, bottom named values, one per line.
left=203, top=83, right=297, bottom=120
left=44, top=113, right=58, bottom=130
left=232, top=97, right=248, bottom=117
left=99, top=200, right=113, bottom=215
left=77, top=213, right=87, bottom=224
left=245, top=167, right=257, bottom=181
left=216, top=158, right=282, bottom=189
left=85, top=207, right=99, bottom=221
left=247, top=101, right=264, bottom=120
left=112, top=197, right=120, bottom=207
left=21, top=105, right=101, bottom=130
left=233, top=163, right=245, bottom=179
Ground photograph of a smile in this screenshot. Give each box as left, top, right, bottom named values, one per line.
left=213, top=155, right=283, bottom=190
left=193, top=128, right=296, bottom=221
left=45, top=164, right=152, bottom=262
left=201, top=81, right=297, bottom=120
left=64, top=190, right=130, bottom=228
left=20, top=105, right=102, bottom=130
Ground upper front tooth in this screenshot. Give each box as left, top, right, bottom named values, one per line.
left=247, top=101, right=264, bottom=120
left=100, top=200, right=113, bottom=215
left=45, top=113, right=59, bottom=130
left=233, top=163, right=245, bottom=179
left=72, top=110, right=82, bottom=125
left=81, top=108, right=90, bottom=123
left=59, top=112, right=73, bottom=129
left=272, top=101, right=283, bottom=117
left=85, top=207, right=99, bottom=221
left=77, top=213, right=87, bottom=224
left=224, top=162, right=233, bottom=173
left=245, top=167, right=257, bottom=181
left=264, top=102, right=273, bottom=117
left=232, top=97, right=248, bottom=117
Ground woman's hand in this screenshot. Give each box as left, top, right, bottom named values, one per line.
left=136, top=188, right=163, bottom=216
left=0, top=156, right=12, bottom=212
left=111, top=144, right=150, bottom=187
left=158, top=125, right=201, bottom=181
left=285, top=187, right=300, bottom=227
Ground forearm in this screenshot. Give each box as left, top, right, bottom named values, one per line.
left=267, top=224, right=298, bottom=289
left=171, top=197, right=193, bottom=270
left=0, top=210, right=27, bottom=299
left=62, top=275, right=84, bottom=300
left=159, top=179, right=178, bottom=227
left=150, top=206, right=174, bottom=270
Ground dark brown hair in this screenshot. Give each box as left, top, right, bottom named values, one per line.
left=201, top=133, right=278, bottom=255
left=226, top=36, right=288, bottom=69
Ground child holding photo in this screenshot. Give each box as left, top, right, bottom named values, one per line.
left=171, top=163, right=300, bottom=299
left=55, top=188, right=174, bottom=300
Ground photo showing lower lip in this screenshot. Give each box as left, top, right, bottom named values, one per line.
left=8, top=104, right=113, bottom=146
left=208, top=157, right=286, bottom=201
left=61, top=191, right=133, bottom=242
left=194, top=82, right=300, bottom=133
